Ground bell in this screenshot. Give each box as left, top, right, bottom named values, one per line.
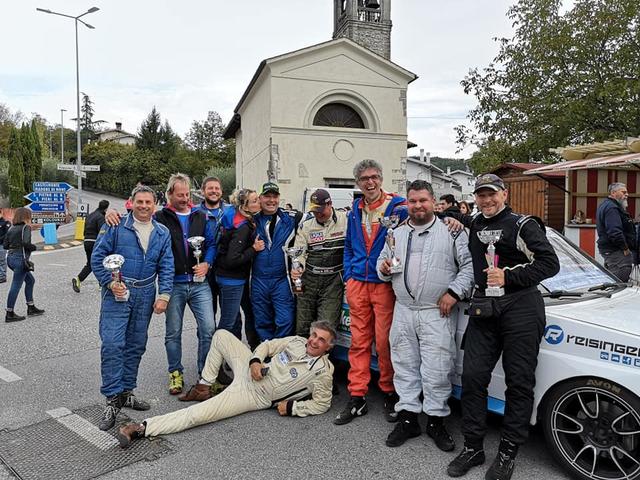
left=365, top=0, right=380, bottom=8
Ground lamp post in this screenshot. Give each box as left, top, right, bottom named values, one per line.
left=37, top=6, right=99, bottom=206
left=60, top=108, right=66, bottom=163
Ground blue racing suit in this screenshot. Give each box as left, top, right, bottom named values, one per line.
left=251, top=208, right=299, bottom=340
left=92, top=214, right=174, bottom=398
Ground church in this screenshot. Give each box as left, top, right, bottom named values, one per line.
left=223, top=0, right=417, bottom=208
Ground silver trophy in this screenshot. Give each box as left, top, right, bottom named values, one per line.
left=187, top=236, right=206, bottom=283
left=283, top=245, right=307, bottom=295
left=477, top=229, right=505, bottom=297
left=380, top=215, right=402, bottom=274
left=103, top=254, right=129, bottom=302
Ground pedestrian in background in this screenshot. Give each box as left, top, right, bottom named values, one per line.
left=0, top=211, right=11, bottom=284
left=3, top=207, right=45, bottom=322
left=72, top=199, right=110, bottom=293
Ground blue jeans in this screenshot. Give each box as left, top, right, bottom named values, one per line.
left=217, top=281, right=245, bottom=339
left=6, top=253, right=35, bottom=310
left=165, top=281, right=215, bottom=375
left=0, top=247, right=7, bottom=283
left=99, top=284, right=156, bottom=397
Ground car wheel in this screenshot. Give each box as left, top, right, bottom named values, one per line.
left=542, top=378, right=640, bottom=480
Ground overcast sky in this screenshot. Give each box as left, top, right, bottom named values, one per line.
left=1, top=0, right=515, bottom=158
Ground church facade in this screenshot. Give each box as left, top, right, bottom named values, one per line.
left=223, top=0, right=417, bottom=208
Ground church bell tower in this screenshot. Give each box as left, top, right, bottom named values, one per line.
left=333, top=0, right=392, bottom=60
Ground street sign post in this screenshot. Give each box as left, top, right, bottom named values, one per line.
left=30, top=212, right=68, bottom=225
left=32, top=182, right=73, bottom=193
left=24, top=192, right=66, bottom=203
left=27, top=202, right=67, bottom=213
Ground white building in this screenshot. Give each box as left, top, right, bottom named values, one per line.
left=223, top=0, right=417, bottom=208
left=447, top=168, right=475, bottom=200
left=97, top=122, right=136, bottom=145
left=405, top=150, right=462, bottom=199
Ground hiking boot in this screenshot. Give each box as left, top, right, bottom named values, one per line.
left=98, top=396, right=122, bottom=431
left=27, top=305, right=45, bottom=316
left=5, top=311, right=26, bottom=323
left=385, top=411, right=421, bottom=447
left=117, top=422, right=146, bottom=448
left=178, top=383, right=212, bottom=402
left=485, top=438, right=518, bottom=480
left=333, top=396, right=368, bottom=425
left=426, top=415, right=456, bottom=452
left=72, top=277, right=81, bottom=293
left=121, top=391, right=151, bottom=411
left=168, top=370, right=184, bottom=395
left=447, top=446, right=486, bottom=477
left=383, top=391, right=400, bottom=422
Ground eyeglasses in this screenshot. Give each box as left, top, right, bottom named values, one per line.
left=358, top=174, right=381, bottom=183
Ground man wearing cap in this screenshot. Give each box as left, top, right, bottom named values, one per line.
left=595, top=182, right=637, bottom=282
left=291, top=189, right=348, bottom=335
left=447, top=173, right=559, bottom=480
left=252, top=182, right=304, bottom=341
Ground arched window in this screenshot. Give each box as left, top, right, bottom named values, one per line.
left=313, top=103, right=365, bottom=129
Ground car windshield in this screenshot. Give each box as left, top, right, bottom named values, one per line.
left=540, top=229, right=618, bottom=292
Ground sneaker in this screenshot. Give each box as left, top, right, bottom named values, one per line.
left=426, top=416, right=456, bottom=452
left=168, top=370, right=184, bottom=395
left=383, top=391, right=399, bottom=423
left=121, top=391, right=151, bottom=411
left=72, top=277, right=81, bottom=293
left=98, top=396, right=122, bottom=431
left=117, top=422, right=145, bottom=449
left=209, top=380, right=229, bottom=396
left=333, top=396, right=368, bottom=425
left=447, top=446, right=486, bottom=477
left=178, top=383, right=212, bottom=402
left=5, top=311, right=26, bottom=323
left=485, top=452, right=515, bottom=480
left=27, top=305, right=45, bottom=316
left=385, top=411, right=421, bottom=447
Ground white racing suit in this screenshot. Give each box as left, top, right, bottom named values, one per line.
left=145, top=330, right=334, bottom=436
left=377, top=219, right=473, bottom=416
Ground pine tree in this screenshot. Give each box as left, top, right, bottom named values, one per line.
left=136, top=106, right=162, bottom=150
left=7, top=127, right=25, bottom=207
left=20, top=123, right=36, bottom=194
left=31, top=119, right=43, bottom=180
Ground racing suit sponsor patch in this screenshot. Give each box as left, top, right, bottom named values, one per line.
left=309, top=231, right=325, bottom=243
left=278, top=351, right=291, bottom=365
left=289, top=368, right=298, bottom=378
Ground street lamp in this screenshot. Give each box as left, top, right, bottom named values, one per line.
left=60, top=108, right=66, bottom=163
left=37, top=6, right=100, bottom=206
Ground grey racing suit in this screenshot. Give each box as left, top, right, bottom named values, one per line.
left=377, top=218, right=473, bottom=416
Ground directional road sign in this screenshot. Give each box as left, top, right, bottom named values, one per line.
left=30, top=212, right=68, bottom=225
left=27, top=202, right=67, bottom=213
left=80, top=165, right=100, bottom=171
left=74, top=170, right=87, bottom=178
left=57, top=164, right=76, bottom=171
left=32, top=182, right=73, bottom=193
left=24, top=192, right=66, bottom=203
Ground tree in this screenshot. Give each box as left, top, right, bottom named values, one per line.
left=31, top=119, right=43, bottom=180
left=78, top=93, right=106, bottom=145
left=20, top=123, right=36, bottom=193
left=7, top=127, right=25, bottom=207
left=185, top=111, right=235, bottom=166
left=456, top=0, right=640, bottom=171
left=136, top=107, right=163, bottom=150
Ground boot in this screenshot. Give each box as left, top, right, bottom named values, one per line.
left=120, top=391, right=151, bottom=411
left=117, top=422, right=146, bottom=448
left=447, top=441, right=486, bottom=477
left=178, top=383, right=212, bottom=402
left=5, top=311, right=26, bottom=323
left=426, top=415, right=456, bottom=452
left=382, top=391, right=399, bottom=423
left=98, top=395, right=122, bottom=431
left=485, top=438, right=518, bottom=480
left=27, top=305, right=45, bottom=316
left=333, top=396, right=368, bottom=425
left=385, top=410, right=421, bottom=447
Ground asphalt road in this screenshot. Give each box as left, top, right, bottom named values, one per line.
left=0, top=245, right=570, bottom=480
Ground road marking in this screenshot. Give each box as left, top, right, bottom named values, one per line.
left=48, top=263, right=67, bottom=267
left=0, top=365, right=22, bottom=382
left=59, top=243, right=70, bottom=248
left=70, top=240, right=82, bottom=245
left=47, top=407, right=119, bottom=450
left=43, top=245, right=55, bottom=251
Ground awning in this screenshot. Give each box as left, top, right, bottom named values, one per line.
left=523, top=153, right=640, bottom=174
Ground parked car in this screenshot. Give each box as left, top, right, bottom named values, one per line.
left=332, top=229, right=640, bottom=480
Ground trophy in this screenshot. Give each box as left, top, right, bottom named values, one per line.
left=187, top=236, right=206, bottom=283
left=477, top=229, right=505, bottom=296
left=103, top=254, right=129, bottom=302
left=380, top=215, right=402, bottom=274
left=284, top=245, right=307, bottom=295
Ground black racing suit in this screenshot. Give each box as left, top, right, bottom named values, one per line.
left=77, top=208, right=107, bottom=282
left=461, top=206, right=560, bottom=447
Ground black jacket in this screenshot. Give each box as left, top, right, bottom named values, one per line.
left=215, top=222, right=257, bottom=280
left=467, top=207, right=560, bottom=295
left=83, top=208, right=107, bottom=241
left=3, top=223, right=37, bottom=254
left=596, top=197, right=636, bottom=253
left=154, top=207, right=209, bottom=277
left=0, top=217, right=10, bottom=245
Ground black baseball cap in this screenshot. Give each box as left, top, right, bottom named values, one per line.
left=473, top=174, right=506, bottom=193
left=260, top=182, right=280, bottom=195
left=309, top=189, right=331, bottom=212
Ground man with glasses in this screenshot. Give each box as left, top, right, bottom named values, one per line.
left=334, top=159, right=408, bottom=425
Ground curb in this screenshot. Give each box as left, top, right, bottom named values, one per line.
left=36, top=238, right=83, bottom=251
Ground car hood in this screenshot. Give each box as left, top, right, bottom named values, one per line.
left=547, top=286, right=640, bottom=338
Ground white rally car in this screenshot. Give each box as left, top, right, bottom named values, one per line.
left=333, top=230, right=640, bottom=480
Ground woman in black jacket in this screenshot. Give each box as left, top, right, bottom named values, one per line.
left=215, top=189, right=264, bottom=338
left=3, top=208, right=45, bottom=322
